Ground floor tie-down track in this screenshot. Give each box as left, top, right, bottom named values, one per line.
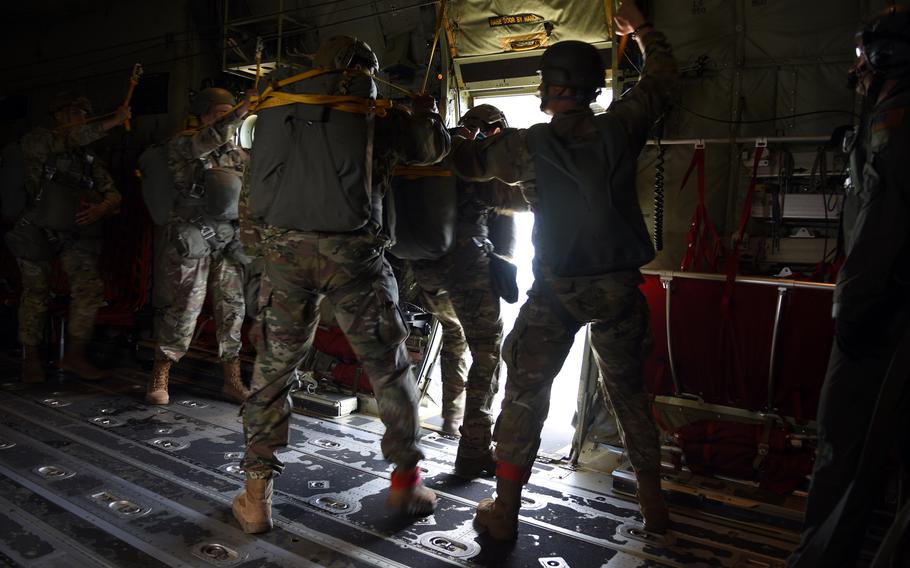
left=0, top=364, right=797, bottom=568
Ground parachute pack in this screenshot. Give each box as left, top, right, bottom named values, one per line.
left=247, top=65, right=379, bottom=232
left=388, top=165, right=458, bottom=261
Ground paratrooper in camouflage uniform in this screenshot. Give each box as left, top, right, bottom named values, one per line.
left=451, top=1, right=677, bottom=540
left=233, top=36, right=450, bottom=535
left=409, top=105, right=528, bottom=477
left=146, top=88, right=254, bottom=406
left=10, top=93, right=130, bottom=383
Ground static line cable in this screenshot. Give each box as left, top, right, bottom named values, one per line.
left=122, top=63, right=143, bottom=132
left=421, top=0, right=448, bottom=93
left=54, top=64, right=143, bottom=131
left=678, top=105, right=860, bottom=124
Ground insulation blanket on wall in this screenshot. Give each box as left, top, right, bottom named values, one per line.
left=448, top=0, right=609, bottom=56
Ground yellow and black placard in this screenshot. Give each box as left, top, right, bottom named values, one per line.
left=488, top=13, right=545, bottom=27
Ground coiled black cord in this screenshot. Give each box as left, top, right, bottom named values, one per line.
left=653, top=141, right=666, bottom=251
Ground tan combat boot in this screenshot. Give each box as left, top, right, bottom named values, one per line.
left=21, top=345, right=45, bottom=384
left=233, top=477, right=274, bottom=534
left=475, top=475, right=524, bottom=540
left=386, top=467, right=438, bottom=517
left=636, top=471, right=670, bottom=534
left=145, top=359, right=172, bottom=405
left=453, top=444, right=496, bottom=479
left=222, top=359, right=250, bottom=403
left=59, top=339, right=109, bottom=380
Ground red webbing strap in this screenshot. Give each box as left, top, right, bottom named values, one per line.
left=680, top=147, right=723, bottom=272
left=723, top=145, right=766, bottom=306
left=496, top=461, right=531, bottom=484
left=390, top=467, right=421, bottom=489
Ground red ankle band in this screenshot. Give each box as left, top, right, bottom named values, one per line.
left=391, top=467, right=421, bottom=489
left=496, top=462, right=530, bottom=483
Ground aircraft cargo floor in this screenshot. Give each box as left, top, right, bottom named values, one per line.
left=0, top=361, right=798, bottom=568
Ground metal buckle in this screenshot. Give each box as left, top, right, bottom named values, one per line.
left=188, top=182, right=206, bottom=198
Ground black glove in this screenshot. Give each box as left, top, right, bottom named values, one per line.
left=489, top=253, right=519, bottom=304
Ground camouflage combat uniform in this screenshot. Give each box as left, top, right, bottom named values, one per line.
left=16, top=123, right=120, bottom=346
left=154, top=111, right=248, bottom=363
left=241, top=106, right=449, bottom=478
left=451, top=30, right=677, bottom=477
left=411, top=178, right=521, bottom=453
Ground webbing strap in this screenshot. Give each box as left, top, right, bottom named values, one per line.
left=254, top=91, right=394, bottom=116
left=392, top=165, right=453, bottom=179
left=723, top=145, right=765, bottom=305
left=252, top=67, right=396, bottom=117
left=680, top=147, right=723, bottom=272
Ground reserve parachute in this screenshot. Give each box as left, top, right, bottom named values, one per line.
left=388, top=165, right=458, bottom=261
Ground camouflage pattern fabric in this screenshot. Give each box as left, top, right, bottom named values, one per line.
left=413, top=240, right=502, bottom=454
left=165, top=111, right=246, bottom=198
left=16, top=123, right=120, bottom=346
left=154, top=112, right=248, bottom=362
left=17, top=245, right=104, bottom=345
left=241, top=229, right=423, bottom=479
left=154, top=240, right=245, bottom=362
left=414, top=282, right=468, bottom=422
left=450, top=31, right=677, bottom=477
left=494, top=269, right=660, bottom=475
left=21, top=123, right=111, bottom=199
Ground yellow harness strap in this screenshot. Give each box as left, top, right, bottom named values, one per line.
left=250, top=68, right=407, bottom=117
left=392, top=165, right=453, bottom=180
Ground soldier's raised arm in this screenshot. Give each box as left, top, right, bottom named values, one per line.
left=382, top=95, right=451, bottom=166
left=607, top=2, right=678, bottom=150
left=169, top=89, right=253, bottom=161
left=451, top=128, right=534, bottom=185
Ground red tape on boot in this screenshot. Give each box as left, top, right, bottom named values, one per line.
left=496, top=462, right=531, bottom=484
left=391, top=467, right=421, bottom=489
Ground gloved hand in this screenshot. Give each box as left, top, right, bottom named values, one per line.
left=412, top=93, right=438, bottom=114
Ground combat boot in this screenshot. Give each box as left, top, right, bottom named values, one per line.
left=441, top=417, right=462, bottom=437
left=386, top=467, right=437, bottom=517
left=145, top=359, right=172, bottom=405
left=475, top=475, right=524, bottom=540
left=59, top=339, right=109, bottom=380
left=232, top=477, right=273, bottom=534
left=222, top=359, right=250, bottom=403
left=21, top=345, right=45, bottom=384
left=636, top=471, right=670, bottom=534
left=453, top=443, right=496, bottom=479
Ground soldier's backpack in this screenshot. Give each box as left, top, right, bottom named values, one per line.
left=0, top=142, right=26, bottom=222
left=388, top=166, right=458, bottom=261
left=248, top=66, right=378, bottom=232
left=137, top=145, right=177, bottom=226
